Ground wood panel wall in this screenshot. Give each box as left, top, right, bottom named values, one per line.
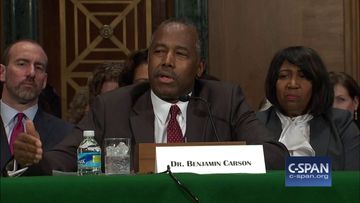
left=208, top=0, right=359, bottom=109
left=0, top=0, right=3, bottom=58
left=344, top=0, right=360, bottom=82
left=38, top=0, right=173, bottom=118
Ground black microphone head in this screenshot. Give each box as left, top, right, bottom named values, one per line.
left=178, top=95, right=190, bottom=102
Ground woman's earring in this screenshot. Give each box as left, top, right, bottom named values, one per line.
left=354, top=109, right=358, bottom=121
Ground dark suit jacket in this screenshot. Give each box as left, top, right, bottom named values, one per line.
left=35, top=80, right=288, bottom=175
left=0, top=116, right=8, bottom=173
left=0, top=109, right=73, bottom=175
left=257, top=107, right=360, bottom=170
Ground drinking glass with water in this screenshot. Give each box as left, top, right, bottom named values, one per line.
left=104, top=138, right=131, bottom=175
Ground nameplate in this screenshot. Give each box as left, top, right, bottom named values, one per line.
left=155, top=145, right=266, bottom=174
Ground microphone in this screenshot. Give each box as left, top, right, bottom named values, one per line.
left=179, top=95, right=220, bottom=142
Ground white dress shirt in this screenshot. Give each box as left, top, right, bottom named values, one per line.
left=1, top=100, right=38, bottom=143
left=150, top=91, right=189, bottom=143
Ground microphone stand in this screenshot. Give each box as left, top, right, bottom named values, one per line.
left=179, top=95, right=220, bottom=142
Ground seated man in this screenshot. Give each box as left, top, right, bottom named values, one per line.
left=0, top=39, right=73, bottom=176
left=14, top=19, right=288, bottom=175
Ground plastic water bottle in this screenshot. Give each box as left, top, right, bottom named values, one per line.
left=77, top=130, right=101, bottom=175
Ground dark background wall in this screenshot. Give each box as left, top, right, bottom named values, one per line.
left=1, top=0, right=359, bottom=114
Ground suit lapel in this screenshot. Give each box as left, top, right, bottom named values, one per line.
left=309, top=115, right=330, bottom=156
left=0, top=118, right=11, bottom=172
left=185, top=99, right=208, bottom=142
left=32, top=110, right=60, bottom=151
left=186, top=81, right=215, bottom=142
left=32, top=110, right=49, bottom=147
left=130, top=90, right=155, bottom=143
left=265, top=108, right=283, bottom=140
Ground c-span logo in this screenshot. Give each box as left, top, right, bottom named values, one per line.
left=285, top=157, right=331, bottom=187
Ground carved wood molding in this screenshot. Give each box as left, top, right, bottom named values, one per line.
left=59, top=0, right=152, bottom=117
left=344, top=0, right=360, bottom=82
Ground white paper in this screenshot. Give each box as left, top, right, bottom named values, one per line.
left=156, top=145, right=266, bottom=174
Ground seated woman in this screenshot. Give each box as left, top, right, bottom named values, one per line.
left=88, top=62, right=128, bottom=106
left=67, top=62, right=128, bottom=123
left=329, top=72, right=360, bottom=129
left=257, top=46, right=359, bottom=170
left=123, top=49, right=149, bottom=84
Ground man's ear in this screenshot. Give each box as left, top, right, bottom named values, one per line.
left=42, top=73, right=48, bottom=89
left=0, top=64, right=6, bottom=82
left=196, top=60, right=205, bottom=77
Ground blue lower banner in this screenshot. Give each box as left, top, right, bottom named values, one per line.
left=285, top=156, right=332, bottom=187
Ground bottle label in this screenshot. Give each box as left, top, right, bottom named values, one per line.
left=78, top=152, right=101, bottom=168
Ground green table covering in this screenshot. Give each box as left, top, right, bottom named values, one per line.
left=1, top=171, right=359, bottom=203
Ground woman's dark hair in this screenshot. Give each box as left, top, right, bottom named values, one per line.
left=67, top=88, right=89, bottom=124
left=329, top=72, right=360, bottom=102
left=265, top=46, right=333, bottom=116
left=122, top=49, right=148, bottom=84
left=329, top=71, right=360, bottom=127
left=88, top=62, right=126, bottom=105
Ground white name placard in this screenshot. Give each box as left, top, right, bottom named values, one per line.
left=155, top=145, right=266, bottom=174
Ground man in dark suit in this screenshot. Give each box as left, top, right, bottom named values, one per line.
left=0, top=39, right=73, bottom=175
left=14, top=19, right=288, bottom=174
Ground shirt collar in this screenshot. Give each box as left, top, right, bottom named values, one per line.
left=275, top=110, right=313, bottom=124
left=150, top=90, right=189, bottom=124
left=1, top=100, right=38, bottom=127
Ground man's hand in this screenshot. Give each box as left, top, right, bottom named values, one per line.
left=13, top=120, right=43, bottom=167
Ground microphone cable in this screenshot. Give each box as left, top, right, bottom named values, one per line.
left=160, top=165, right=200, bottom=203
left=179, top=95, right=220, bottom=142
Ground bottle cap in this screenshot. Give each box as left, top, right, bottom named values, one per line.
left=83, top=130, right=95, bottom=137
